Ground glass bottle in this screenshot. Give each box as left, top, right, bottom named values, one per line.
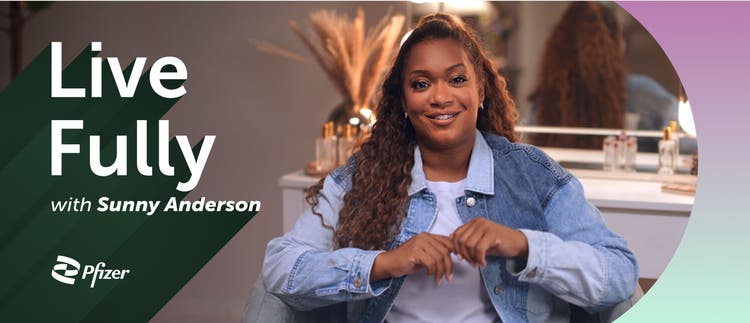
left=337, top=124, right=358, bottom=166
left=315, top=121, right=337, bottom=172
left=669, top=120, right=681, bottom=168
left=603, top=135, right=617, bottom=171
left=624, top=136, right=637, bottom=172
left=658, top=127, right=676, bottom=175
left=616, top=131, right=628, bottom=171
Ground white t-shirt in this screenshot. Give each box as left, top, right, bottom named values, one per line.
left=386, top=179, right=498, bottom=323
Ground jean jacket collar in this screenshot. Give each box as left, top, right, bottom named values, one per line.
left=407, top=129, right=495, bottom=196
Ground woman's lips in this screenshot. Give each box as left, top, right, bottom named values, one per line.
left=425, top=111, right=460, bottom=126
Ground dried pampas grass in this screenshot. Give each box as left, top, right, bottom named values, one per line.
left=289, top=8, right=405, bottom=114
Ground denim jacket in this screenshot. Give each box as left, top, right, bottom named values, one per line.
left=263, top=130, right=638, bottom=323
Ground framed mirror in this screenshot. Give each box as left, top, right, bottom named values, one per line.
left=406, top=1, right=697, bottom=156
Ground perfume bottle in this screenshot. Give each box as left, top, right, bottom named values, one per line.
left=615, top=131, right=628, bottom=171
left=337, top=124, right=358, bottom=166
left=315, top=121, right=337, bottom=172
left=602, top=135, right=617, bottom=171
left=658, top=126, right=676, bottom=175
left=624, top=136, right=637, bottom=172
left=668, top=120, right=680, bottom=167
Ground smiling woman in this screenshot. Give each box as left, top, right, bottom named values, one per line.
left=403, top=39, right=480, bottom=169
left=261, top=12, right=638, bottom=323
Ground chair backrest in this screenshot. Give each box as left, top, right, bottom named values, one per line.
left=571, top=283, right=644, bottom=323
left=600, top=283, right=644, bottom=322
left=243, top=277, right=346, bottom=323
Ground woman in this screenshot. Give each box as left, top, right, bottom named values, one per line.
left=263, top=13, right=638, bottom=323
left=528, top=2, right=626, bottom=149
left=528, top=2, right=680, bottom=152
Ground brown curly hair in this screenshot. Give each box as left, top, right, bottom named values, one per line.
left=530, top=2, right=625, bottom=149
left=307, top=13, right=518, bottom=250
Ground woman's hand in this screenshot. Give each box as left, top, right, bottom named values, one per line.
left=370, top=233, right=454, bottom=285
left=452, top=217, right=529, bottom=268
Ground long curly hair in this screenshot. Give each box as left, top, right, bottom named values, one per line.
left=530, top=2, right=625, bottom=149
left=307, top=13, right=518, bottom=250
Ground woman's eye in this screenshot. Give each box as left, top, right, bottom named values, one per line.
left=450, top=76, right=467, bottom=84
left=411, top=80, right=429, bottom=89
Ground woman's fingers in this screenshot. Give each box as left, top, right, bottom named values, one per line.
left=462, top=228, right=483, bottom=266
left=434, top=235, right=453, bottom=281
left=456, top=224, right=480, bottom=265
left=415, top=249, right=434, bottom=276
left=474, top=234, right=492, bottom=268
left=418, top=244, right=445, bottom=285
left=430, top=234, right=455, bottom=251
left=461, top=223, right=481, bottom=266
left=452, top=226, right=467, bottom=261
left=408, top=234, right=454, bottom=285
left=453, top=218, right=506, bottom=267
left=428, top=247, right=446, bottom=285
left=422, top=235, right=453, bottom=284
left=425, top=234, right=454, bottom=282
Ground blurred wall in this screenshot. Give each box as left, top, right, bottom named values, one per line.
left=515, top=1, right=570, bottom=121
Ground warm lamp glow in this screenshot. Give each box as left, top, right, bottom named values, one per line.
left=678, top=100, right=697, bottom=137
left=359, top=107, right=373, bottom=120
left=401, top=30, right=413, bottom=46
left=443, top=0, right=491, bottom=13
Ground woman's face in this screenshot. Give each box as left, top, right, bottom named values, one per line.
left=402, top=38, right=482, bottom=151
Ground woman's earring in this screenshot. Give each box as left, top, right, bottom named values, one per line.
left=480, top=103, right=485, bottom=110
left=404, top=112, right=408, bottom=119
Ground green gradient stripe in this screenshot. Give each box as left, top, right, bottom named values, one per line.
left=0, top=44, right=257, bottom=322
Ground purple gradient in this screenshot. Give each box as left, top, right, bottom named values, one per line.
left=620, top=2, right=750, bottom=167
left=614, top=2, right=750, bottom=321
left=619, top=2, right=750, bottom=215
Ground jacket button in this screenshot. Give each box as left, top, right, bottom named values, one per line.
left=493, top=285, right=502, bottom=295
left=527, top=268, right=537, bottom=279
left=354, top=277, right=362, bottom=288
left=466, top=197, right=476, bottom=207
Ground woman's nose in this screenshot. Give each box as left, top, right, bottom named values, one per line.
left=429, top=82, right=453, bottom=107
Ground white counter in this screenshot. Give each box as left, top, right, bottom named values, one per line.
left=278, top=168, right=693, bottom=279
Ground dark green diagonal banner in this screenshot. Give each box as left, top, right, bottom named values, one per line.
left=0, top=44, right=257, bottom=322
